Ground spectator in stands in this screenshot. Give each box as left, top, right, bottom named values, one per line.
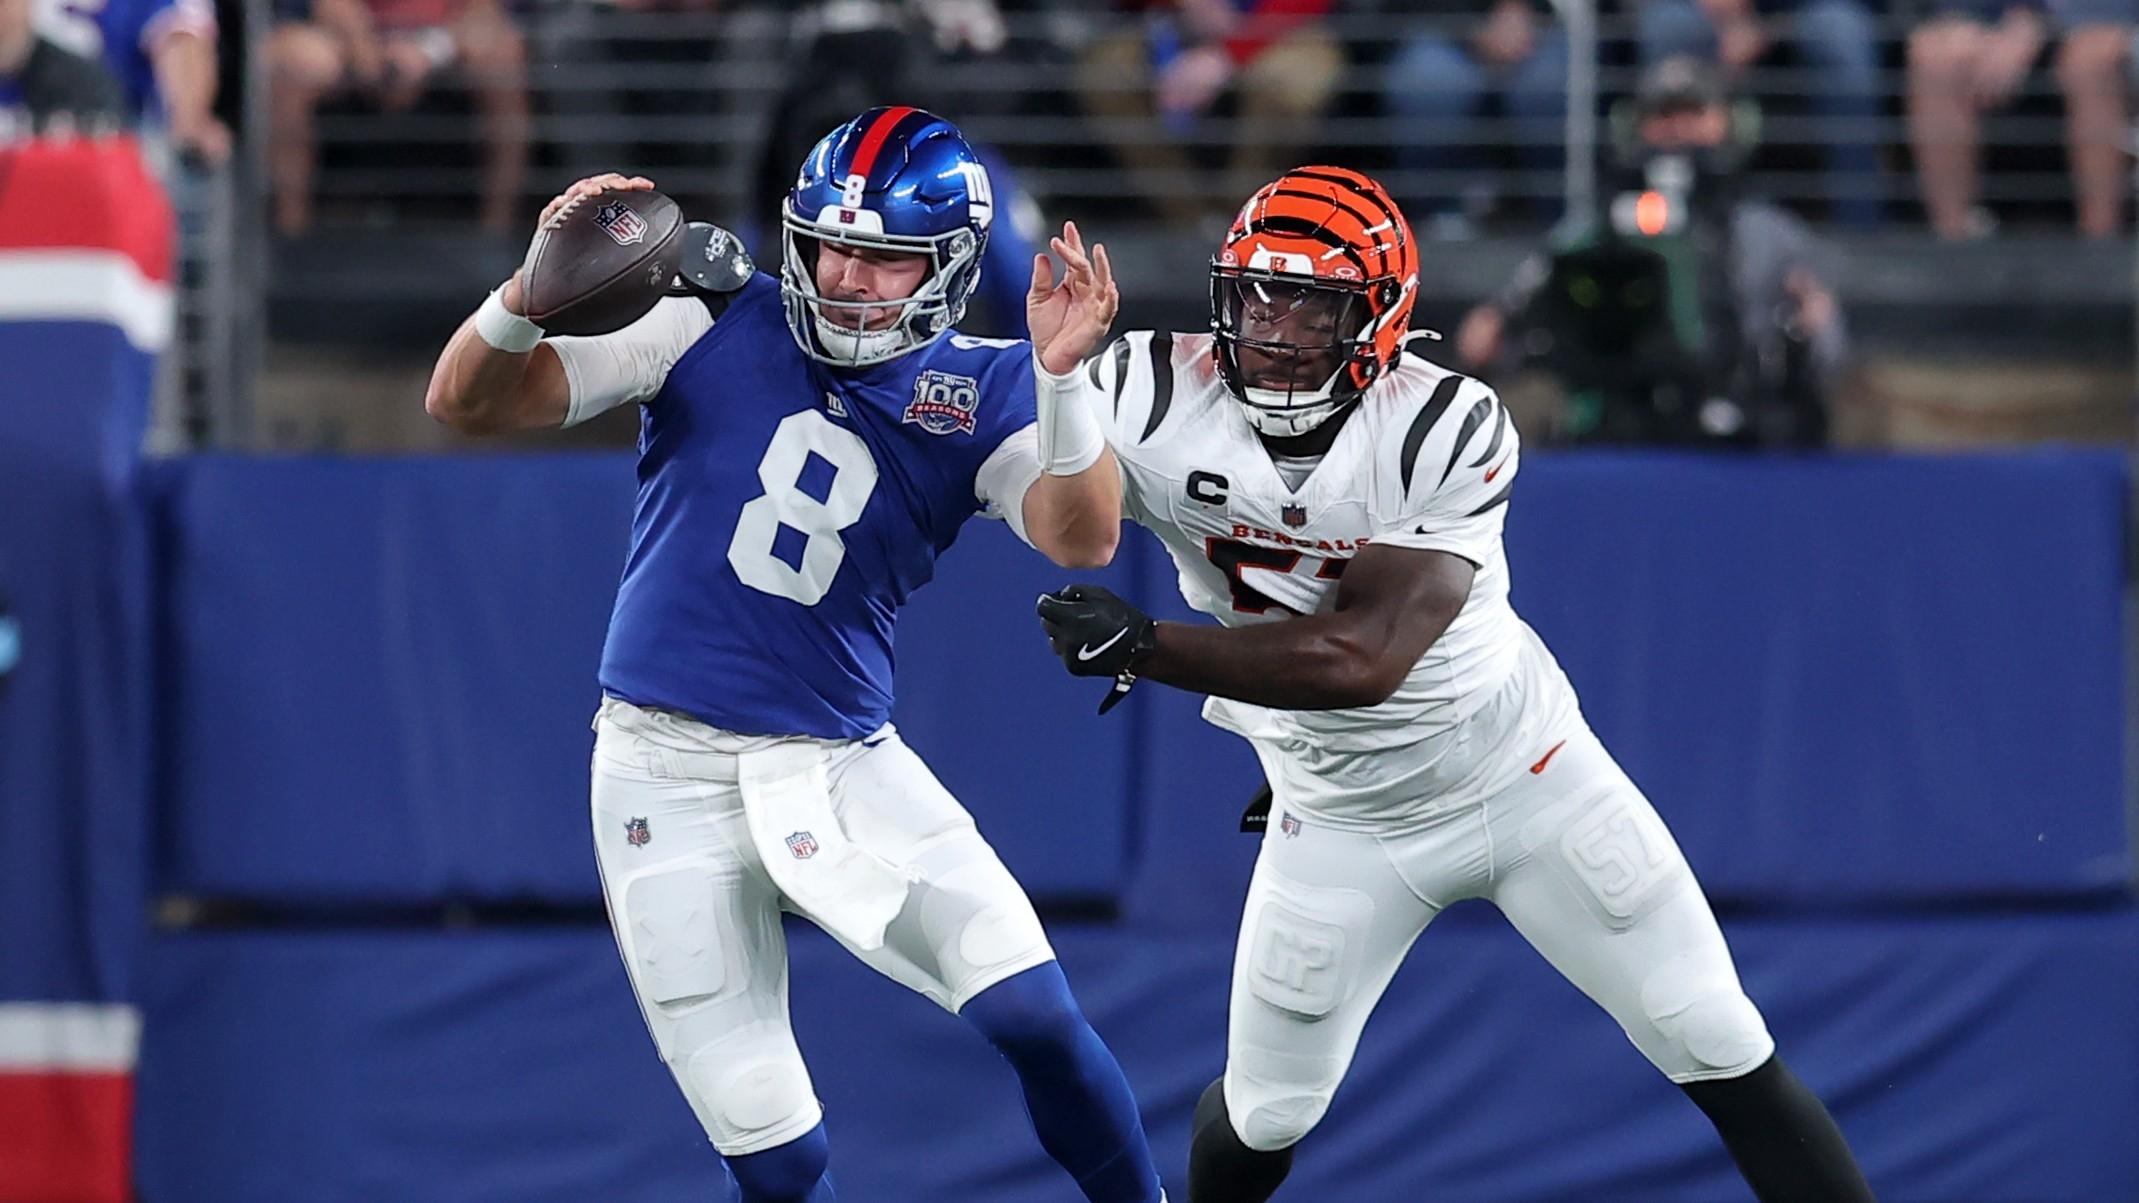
left=35, top=0, right=229, bottom=166
left=1380, top=1, right=1567, bottom=237
left=1075, top=0, right=1341, bottom=225
left=0, top=0, right=123, bottom=132
left=1908, top=0, right=2130, bottom=238
left=267, top=0, right=528, bottom=235
left=1634, top=0, right=1883, bottom=228
left=1456, top=57, right=1846, bottom=447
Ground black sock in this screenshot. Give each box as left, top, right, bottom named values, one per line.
left=1187, top=1078, right=1295, bottom=1203
left=1681, top=1055, right=1876, bottom=1203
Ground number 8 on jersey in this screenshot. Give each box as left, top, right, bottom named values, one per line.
left=727, top=410, right=881, bottom=605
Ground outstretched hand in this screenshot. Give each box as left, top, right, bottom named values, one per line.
left=1027, top=221, right=1118, bottom=376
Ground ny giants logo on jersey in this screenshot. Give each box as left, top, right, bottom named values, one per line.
left=785, top=831, right=820, bottom=859
left=594, top=200, right=648, bottom=247
left=904, top=370, right=980, bottom=436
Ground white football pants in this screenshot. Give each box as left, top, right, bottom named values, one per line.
left=589, top=698, right=1057, bottom=1155
left=1223, top=720, right=1776, bottom=1152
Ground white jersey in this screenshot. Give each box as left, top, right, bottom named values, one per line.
left=1092, top=330, right=1582, bottom=825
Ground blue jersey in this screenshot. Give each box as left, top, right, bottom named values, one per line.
left=598, top=274, right=1038, bottom=740
left=45, top=0, right=212, bottom=119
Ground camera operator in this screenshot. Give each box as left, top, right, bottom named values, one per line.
left=1455, top=56, right=1846, bottom=448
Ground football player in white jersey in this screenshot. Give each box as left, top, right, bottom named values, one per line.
left=1032, top=168, right=1877, bottom=1203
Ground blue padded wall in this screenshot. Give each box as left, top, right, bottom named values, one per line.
left=155, top=451, right=2130, bottom=916
left=155, top=454, right=1137, bottom=904
left=135, top=910, right=2139, bottom=1203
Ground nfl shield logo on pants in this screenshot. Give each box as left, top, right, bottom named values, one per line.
left=624, top=817, right=651, bottom=847
left=785, top=831, right=820, bottom=859
left=1279, top=813, right=1301, bottom=838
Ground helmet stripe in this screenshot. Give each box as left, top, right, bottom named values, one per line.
left=847, top=105, right=920, bottom=185
left=1266, top=188, right=1393, bottom=274
left=1289, top=169, right=1405, bottom=237
left=1284, top=169, right=1413, bottom=275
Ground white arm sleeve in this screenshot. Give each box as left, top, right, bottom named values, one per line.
left=547, top=297, right=715, bottom=427
left=974, top=422, right=1044, bottom=548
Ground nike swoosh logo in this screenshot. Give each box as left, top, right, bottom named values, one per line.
left=1529, top=740, right=1567, bottom=774
left=1484, top=455, right=1512, bottom=483
left=1077, top=628, right=1129, bottom=661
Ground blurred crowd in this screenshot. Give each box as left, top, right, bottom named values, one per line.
left=8, top=0, right=2131, bottom=238
left=5, top=0, right=2132, bottom=451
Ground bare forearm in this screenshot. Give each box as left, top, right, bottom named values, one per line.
left=1139, top=615, right=1395, bottom=710
left=426, top=320, right=537, bottom=431
left=1024, top=448, right=1121, bottom=568
left=423, top=277, right=569, bottom=433
left=153, top=32, right=216, bottom=129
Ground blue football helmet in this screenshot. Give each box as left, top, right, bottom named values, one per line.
left=781, top=106, right=995, bottom=367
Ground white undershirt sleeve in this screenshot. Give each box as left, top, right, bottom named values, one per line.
left=973, top=422, right=1045, bottom=548
left=547, top=297, right=716, bottom=427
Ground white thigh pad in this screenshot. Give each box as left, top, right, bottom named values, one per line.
left=1640, top=952, right=1775, bottom=1078
left=1531, top=789, right=1689, bottom=932
left=620, top=862, right=733, bottom=1010
left=1242, top=871, right=1374, bottom=1020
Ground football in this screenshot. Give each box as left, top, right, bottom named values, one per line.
left=518, top=188, right=686, bottom=337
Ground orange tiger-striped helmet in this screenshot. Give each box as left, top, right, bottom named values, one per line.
left=1210, top=167, right=1419, bottom=437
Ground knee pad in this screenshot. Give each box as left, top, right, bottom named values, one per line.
left=1191, top=1078, right=1298, bottom=1197
left=1224, top=1064, right=1333, bottom=1152
left=917, top=853, right=1052, bottom=971
left=670, top=1028, right=821, bottom=1154
left=1640, top=955, right=1775, bottom=1079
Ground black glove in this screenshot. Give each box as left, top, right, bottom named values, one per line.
left=1036, top=585, right=1157, bottom=679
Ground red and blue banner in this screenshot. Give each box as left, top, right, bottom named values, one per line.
left=0, top=134, right=171, bottom=1203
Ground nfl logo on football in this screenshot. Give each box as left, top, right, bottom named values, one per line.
left=785, top=831, right=820, bottom=860
left=594, top=200, right=648, bottom=247
left=904, top=370, right=980, bottom=436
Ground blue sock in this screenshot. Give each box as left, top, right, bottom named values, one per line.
left=962, top=963, right=1162, bottom=1203
left=723, top=1122, right=835, bottom=1203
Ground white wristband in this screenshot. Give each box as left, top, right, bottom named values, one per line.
left=475, top=287, right=544, bottom=354
left=1034, top=352, right=1105, bottom=476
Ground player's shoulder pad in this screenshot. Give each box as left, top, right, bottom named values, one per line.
left=667, top=221, right=755, bottom=319
left=1087, top=329, right=1197, bottom=447
left=1392, top=364, right=1510, bottom=502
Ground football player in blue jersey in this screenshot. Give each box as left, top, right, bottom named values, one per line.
left=422, top=107, right=1162, bottom=1203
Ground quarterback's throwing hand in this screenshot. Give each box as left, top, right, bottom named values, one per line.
left=1036, top=585, right=1155, bottom=678
left=1027, top=221, right=1118, bottom=376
